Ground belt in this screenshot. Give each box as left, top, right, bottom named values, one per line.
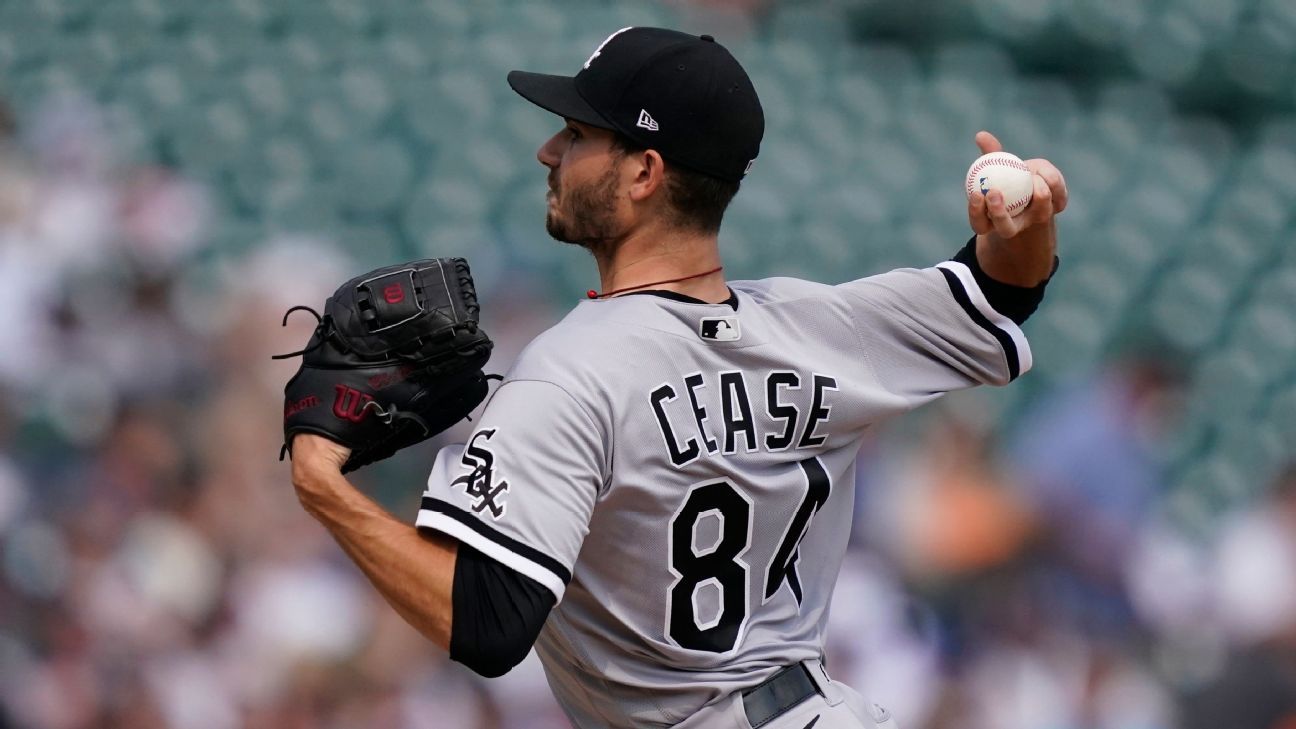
left=742, top=663, right=822, bottom=728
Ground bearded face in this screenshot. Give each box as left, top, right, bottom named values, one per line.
left=544, top=146, right=626, bottom=259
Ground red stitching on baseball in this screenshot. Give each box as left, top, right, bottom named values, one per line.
left=967, top=157, right=1026, bottom=174
left=967, top=155, right=1032, bottom=211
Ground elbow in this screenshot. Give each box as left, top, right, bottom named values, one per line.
left=452, top=632, right=535, bottom=678
left=447, top=541, right=555, bottom=678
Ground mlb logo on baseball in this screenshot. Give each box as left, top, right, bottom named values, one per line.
left=699, top=316, right=741, bottom=341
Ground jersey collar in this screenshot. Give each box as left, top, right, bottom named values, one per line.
left=619, top=288, right=739, bottom=310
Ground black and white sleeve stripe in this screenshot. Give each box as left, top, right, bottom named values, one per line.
left=935, top=260, right=1033, bottom=381
left=417, top=498, right=572, bottom=600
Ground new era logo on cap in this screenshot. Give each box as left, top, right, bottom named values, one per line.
left=699, top=316, right=740, bottom=341
left=636, top=109, right=659, bottom=131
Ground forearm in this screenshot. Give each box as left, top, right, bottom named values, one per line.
left=294, top=470, right=457, bottom=650
left=975, top=219, right=1057, bottom=287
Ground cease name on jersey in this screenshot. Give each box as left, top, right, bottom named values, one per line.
left=649, top=370, right=838, bottom=467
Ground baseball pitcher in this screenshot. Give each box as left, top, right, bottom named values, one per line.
left=288, top=27, right=1067, bottom=729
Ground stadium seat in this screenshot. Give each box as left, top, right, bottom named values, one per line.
left=337, top=65, right=396, bottom=131
left=1241, top=143, right=1296, bottom=203
left=1098, top=79, right=1173, bottom=131
left=282, top=1, right=373, bottom=45
left=402, top=178, right=491, bottom=245
left=401, top=70, right=496, bottom=143
left=263, top=179, right=343, bottom=236
left=800, top=183, right=894, bottom=263
left=333, top=138, right=415, bottom=216
left=495, top=178, right=548, bottom=246
left=1149, top=265, right=1235, bottom=352
left=235, top=66, right=294, bottom=129
left=1214, top=184, right=1290, bottom=244
left=370, top=32, right=435, bottom=76
left=410, top=223, right=507, bottom=289
left=1091, top=224, right=1163, bottom=283
left=228, top=136, right=313, bottom=205
left=1210, top=417, right=1288, bottom=494
left=767, top=4, right=850, bottom=45
left=1189, top=349, right=1268, bottom=422
left=970, top=0, right=1059, bottom=41
left=725, top=180, right=798, bottom=265
left=1265, top=381, right=1296, bottom=444
left=1124, top=8, right=1209, bottom=86
left=1225, top=302, right=1296, bottom=384
left=166, top=100, right=253, bottom=172
left=205, top=217, right=268, bottom=257
left=187, top=3, right=268, bottom=44
left=798, top=221, right=858, bottom=271
left=767, top=40, right=829, bottom=102
left=335, top=221, right=402, bottom=262
left=1220, top=21, right=1293, bottom=98
left=1024, top=299, right=1108, bottom=376
left=1253, top=266, right=1296, bottom=309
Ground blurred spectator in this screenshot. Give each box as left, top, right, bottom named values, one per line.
left=859, top=405, right=1036, bottom=659
left=0, top=99, right=15, bottom=140
left=1180, top=464, right=1296, bottom=729
left=1005, top=343, right=1186, bottom=638
left=876, top=411, right=1033, bottom=580
left=0, top=96, right=25, bottom=224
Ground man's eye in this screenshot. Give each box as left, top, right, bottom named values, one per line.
left=567, top=127, right=580, bottom=140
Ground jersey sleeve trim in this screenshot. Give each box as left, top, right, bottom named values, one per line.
left=935, top=260, right=1033, bottom=381
left=417, top=497, right=572, bottom=600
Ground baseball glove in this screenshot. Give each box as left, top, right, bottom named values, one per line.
left=276, top=258, right=496, bottom=473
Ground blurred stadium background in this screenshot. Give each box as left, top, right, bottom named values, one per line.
left=1, top=0, right=1294, bottom=727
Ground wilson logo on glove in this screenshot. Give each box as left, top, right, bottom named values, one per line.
left=284, top=395, right=320, bottom=418
left=332, top=385, right=374, bottom=423
left=368, top=365, right=416, bottom=391
left=274, top=258, right=499, bottom=473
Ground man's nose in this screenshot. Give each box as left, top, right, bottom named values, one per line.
left=536, top=131, right=563, bottom=169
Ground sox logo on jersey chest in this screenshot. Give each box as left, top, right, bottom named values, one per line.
left=451, top=429, right=510, bottom=519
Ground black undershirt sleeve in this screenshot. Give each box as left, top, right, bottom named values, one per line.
left=952, top=236, right=1058, bottom=325
left=449, top=542, right=557, bottom=678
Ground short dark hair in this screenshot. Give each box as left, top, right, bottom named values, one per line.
left=612, top=134, right=740, bottom=234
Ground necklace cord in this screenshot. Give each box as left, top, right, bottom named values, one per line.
left=587, top=266, right=724, bottom=300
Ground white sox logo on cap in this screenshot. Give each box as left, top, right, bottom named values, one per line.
left=584, top=26, right=632, bottom=69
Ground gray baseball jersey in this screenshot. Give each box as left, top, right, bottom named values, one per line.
left=417, top=261, right=1030, bottom=728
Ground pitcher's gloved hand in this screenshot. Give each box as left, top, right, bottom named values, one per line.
left=277, top=258, right=496, bottom=473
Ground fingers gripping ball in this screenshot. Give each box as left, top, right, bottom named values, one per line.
left=277, top=258, right=496, bottom=473
left=966, top=152, right=1033, bottom=217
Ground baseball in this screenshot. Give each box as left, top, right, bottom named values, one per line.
left=966, top=151, right=1033, bottom=217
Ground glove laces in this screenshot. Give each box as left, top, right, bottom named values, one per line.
left=271, top=306, right=330, bottom=360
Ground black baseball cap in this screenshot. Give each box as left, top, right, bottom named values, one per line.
left=507, top=27, right=764, bottom=183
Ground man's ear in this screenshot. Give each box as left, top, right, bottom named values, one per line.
left=627, top=149, right=666, bottom=203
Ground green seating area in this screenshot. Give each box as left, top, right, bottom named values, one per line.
left=1, top=0, right=1292, bottom=526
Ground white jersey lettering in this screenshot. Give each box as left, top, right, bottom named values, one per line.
left=650, top=369, right=836, bottom=465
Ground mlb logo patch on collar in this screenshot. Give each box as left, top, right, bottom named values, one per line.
left=699, top=316, right=741, bottom=342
